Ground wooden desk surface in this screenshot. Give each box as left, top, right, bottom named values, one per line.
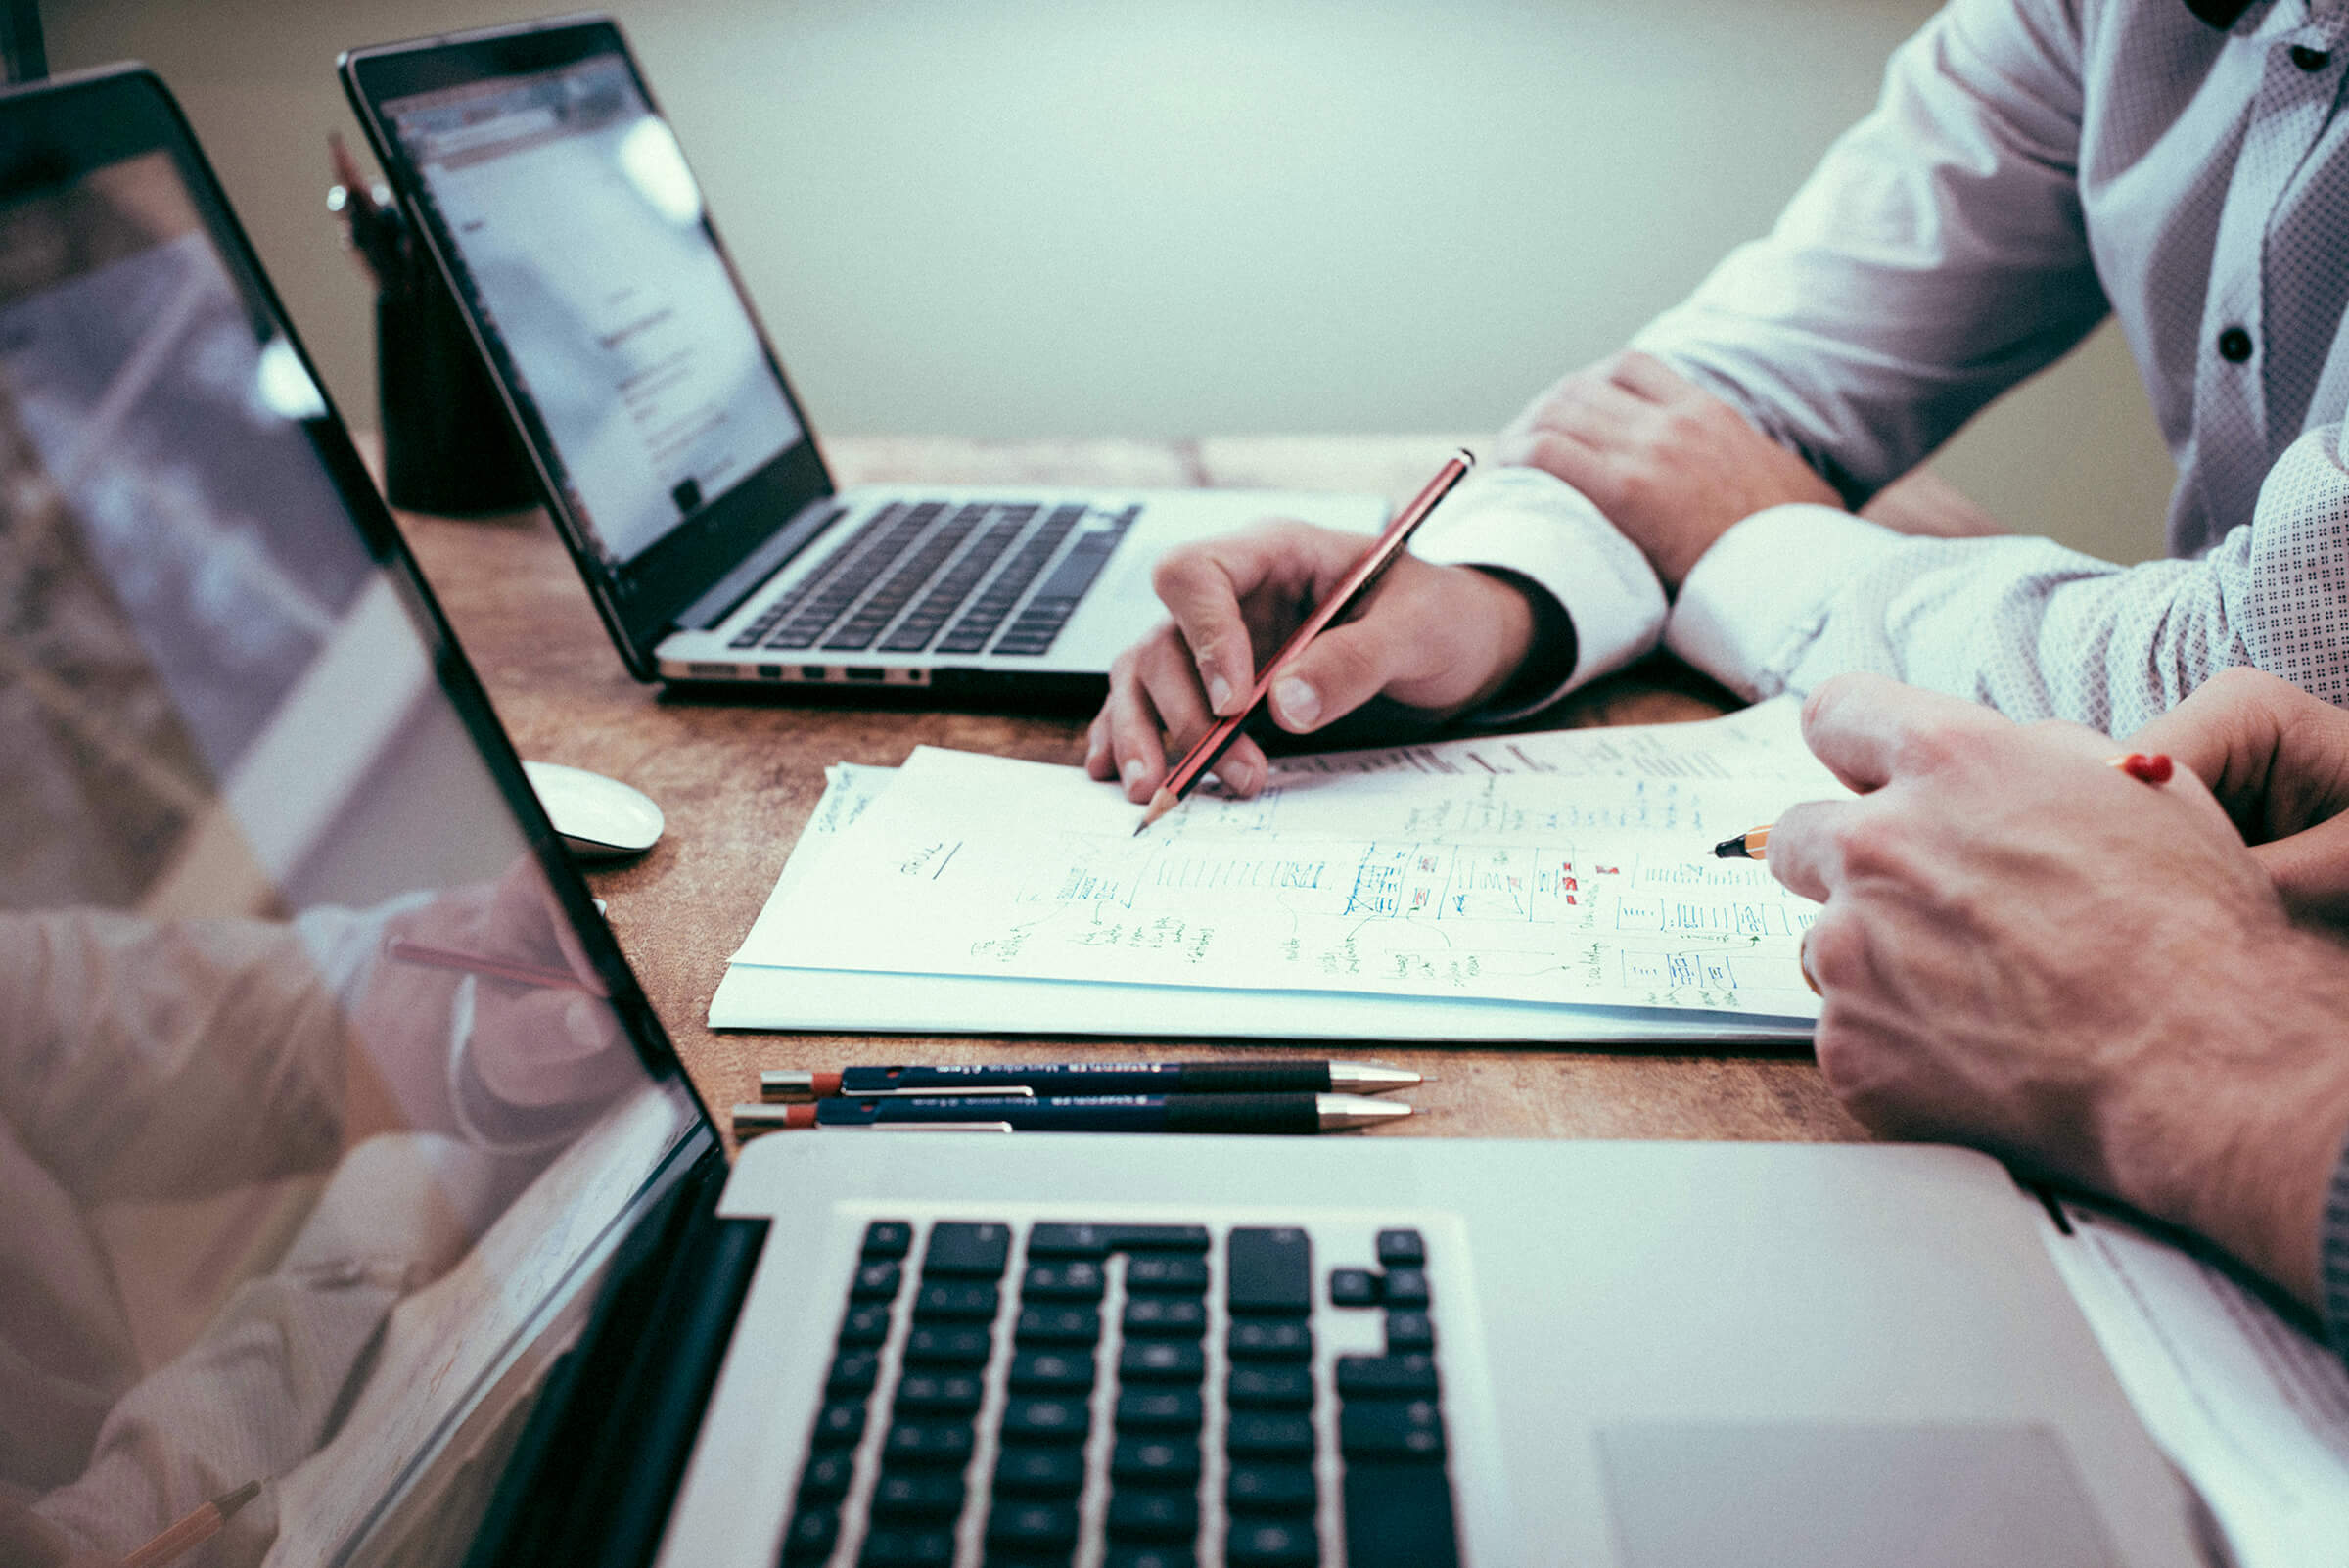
left=394, top=435, right=1864, bottom=1147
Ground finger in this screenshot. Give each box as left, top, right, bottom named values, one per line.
left=1084, top=716, right=1113, bottom=780
left=1133, top=633, right=1223, bottom=771
left=1100, top=655, right=1172, bottom=801
left=1522, top=375, right=1648, bottom=449
left=1758, top=796, right=1860, bottom=904
left=1152, top=529, right=1333, bottom=716
left=2251, top=814, right=2349, bottom=924
left=1796, top=672, right=2006, bottom=794
left=2128, top=668, right=2349, bottom=839
left=1605, top=348, right=1698, bottom=404
left=1212, top=732, right=1270, bottom=797
left=1265, top=620, right=1405, bottom=734
left=1490, top=426, right=1607, bottom=493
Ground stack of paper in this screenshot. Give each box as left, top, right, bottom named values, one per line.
left=712, top=699, right=1843, bottom=1042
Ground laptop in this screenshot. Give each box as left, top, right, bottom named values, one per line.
left=0, top=66, right=2205, bottom=1568
left=337, top=15, right=1385, bottom=706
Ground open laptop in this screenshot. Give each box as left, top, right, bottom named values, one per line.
left=0, top=66, right=2209, bottom=1568
left=337, top=15, right=1384, bottom=706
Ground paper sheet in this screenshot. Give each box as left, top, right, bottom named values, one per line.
left=2039, top=1199, right=2349, bottom=1568
left=731, top=702, right=1836, bottom=1021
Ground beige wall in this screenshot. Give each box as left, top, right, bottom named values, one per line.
left=51, top=0, right=2177, bottom=565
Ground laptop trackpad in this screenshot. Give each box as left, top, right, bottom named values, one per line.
left=1597, top=1422, right=2120, bottom=1568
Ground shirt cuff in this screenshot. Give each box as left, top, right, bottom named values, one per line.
left=2323, top=1129, right=2349, bottom=1364
left=1408, top=465, right=1667, bottom=721
left=1665, top=502, right=1906, bottom=700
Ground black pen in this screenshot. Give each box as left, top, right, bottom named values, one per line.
left=731, top=1092, right=1411, bottom=1137
left=760, top=1060, right=1420, bottom=1101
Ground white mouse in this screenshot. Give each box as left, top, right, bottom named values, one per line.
left=522, top=761, right=665, bottom=861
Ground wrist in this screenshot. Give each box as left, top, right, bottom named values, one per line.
left=1463, top=567, right=1574, bottom=713
left=2104, top=927, right=2349, bottom=1306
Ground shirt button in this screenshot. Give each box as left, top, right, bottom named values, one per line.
left=2290, top=44, right=2330, bottom=71
left=2217, top=325, right=2254, bottom=363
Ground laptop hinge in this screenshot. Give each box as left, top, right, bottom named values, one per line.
left=463, top=1144, right=769, bottom=1568
left=673, top=497, right=847, bottom=632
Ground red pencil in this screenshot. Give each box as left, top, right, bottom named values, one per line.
left=1135, top=450, right=1476, bottom=833
left=384, top=937, right=606, bottom=995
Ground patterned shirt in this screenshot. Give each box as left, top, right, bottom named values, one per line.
left=1409, top=0, right=2349, bottom=1355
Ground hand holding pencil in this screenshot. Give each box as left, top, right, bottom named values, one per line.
left=1092, top=451, right=1547, bottom=812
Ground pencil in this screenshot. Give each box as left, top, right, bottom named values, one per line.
left=1711, top=825, right=1771, bottom=861
left=384, top=937, right=606, bottom=995
left=121, top=1481, right=260, bottom=1568
left=1135, top=450, right=1476, bottom=833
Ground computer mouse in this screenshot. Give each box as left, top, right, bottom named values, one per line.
left=522, top=761, right=665, bottom=861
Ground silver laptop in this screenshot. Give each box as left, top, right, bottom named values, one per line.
left=339, top=16, right=1383, bottom=705
left=0, top=67, right=2203, bottom=1568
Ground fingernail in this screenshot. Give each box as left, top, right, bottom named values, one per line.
left=1085, top=731, right=1105, bottom=763
left=1223, top=756, right=1262, bottom=794
left=1274, top=677, right=1319, bottom=728
left=1207, top=673, right=1234, bottom=713
left=1122, top=758, right=1148, bottom=786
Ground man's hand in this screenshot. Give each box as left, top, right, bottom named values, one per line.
left=1765, top=672, right=2349, bottom=1307
left=2128, top=666, right=2349, bottom=924
left=1086, top=522, right=1551, bottom=802
left=1496, top=350, right=1841, bottom=587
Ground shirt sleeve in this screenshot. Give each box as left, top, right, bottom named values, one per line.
left=1666, top=422, right=2349, bottom=736
left=1408, top=465, right=1668, bottom=721
left=1631, top=0, right=2107, bottom=506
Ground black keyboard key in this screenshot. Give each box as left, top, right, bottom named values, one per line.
left=863, top=1221, right=913, bottom=1258
left=1008, top=1348, right=1096, bottom=1392
left=1108, top=1488, right=1200, bottom=1541
left=798, top=1451, right=853, bottom=1501
left=987, top=1499, right=1080, bottom=1552
left=1111, top=1435, right=1201, bottom=1484
left=1328, top=1268, right=1379, bottom=1308
left=1016, top=1304, right=1101, bottom=1344
left=782, top=1507, right=838, bottom=1561
left=1115, top=1387, right=1203, bottom=1430
left=1339, top=1399, right=1446, bottom=1461
left=884, top=1420, right=977, bottom=1467
left=994, top=1443, right=1086, bottom=1497
left=915, top=1280, right=1001, bottom=1319
left=1228, top=1365, right=1314, bottom=1409
left=1227, top=1228, right=1312, bottom=1315
left=1227, top=1412, right=1315, bottom=1459
left=905, top=1325, right=993, bottom=1366
left=810, top=1401, right=867, bottom=1448
left=1028, top=1223, right=1212, bottom=1258
left=1226, top=1516, right=1318, bottom=1566
left=1381, top=1268, right=1430, bottom=1308
left=1023, top=1261, right=1106, bottom=1300
left=1341, top=1462, right=1459, bottom=1568
left=828, top=1348, right=881, bottom=1397
left=840, top=1303, right=893, bottom=1345
left=1335, top=1354, right=1438, bottom=1398
left=1374, top=1228, right=1425, bottom=1268
left=1000, top=1396, right=1091, bottom=1443
left=859, top=1528, right=954, bottom=1567
left=1123, top=1296, right=1206, bottom=1337
left=1228, top=1319, right=1313, bottom=1361
left=1108, top=1549, right=1195, bottom=1568
left=1227, top=1464, right=1317, bottom=1514
left=1384, top=1312, right=1436, bottom=1353
left=1119, top=1340, right=1205, bottom=1382
left=852, top=1261, right=903, bottom=1299
left=923, top=1222, right=1011, bottom=1276
left=869, top=1471, right=966, bottom=1522
left=893, top=1372, right=983, bottom=1415
left=1125, top=1255, right=1209, bottom=1294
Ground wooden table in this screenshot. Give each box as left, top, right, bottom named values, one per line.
left=394, top=436, right=1865, bottom=1147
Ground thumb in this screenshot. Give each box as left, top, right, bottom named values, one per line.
left=1265, top=621, right=1400, bottom=733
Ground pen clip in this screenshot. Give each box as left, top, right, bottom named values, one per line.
left=861, top=1085, right=1036, bottom=1099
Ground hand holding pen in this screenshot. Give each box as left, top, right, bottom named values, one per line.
left=1088, top=451, right=1546, bottom=808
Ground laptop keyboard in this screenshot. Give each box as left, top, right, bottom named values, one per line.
left=728, top=500, right=1140, bottom=660
left=781, top=1219, right=1461, bottom=1567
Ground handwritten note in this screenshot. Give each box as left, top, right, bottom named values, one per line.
left=733, top=701, right=1838, bottom=1019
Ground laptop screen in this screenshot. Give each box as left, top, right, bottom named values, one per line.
left=380, top=51, right=806, bottom=572
left=0, top=74, right=702, bottom=1568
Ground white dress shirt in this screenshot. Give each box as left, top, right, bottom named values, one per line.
left=1412, top=0, right=2349, bottom=736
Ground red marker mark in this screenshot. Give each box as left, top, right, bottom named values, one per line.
left=2106, top=752, right=2173, bottom=785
